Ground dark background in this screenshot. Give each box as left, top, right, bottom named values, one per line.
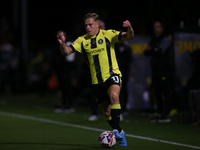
left=0, top=0, right=200, bottom=100
left=1, top=0, right=200, bottom=48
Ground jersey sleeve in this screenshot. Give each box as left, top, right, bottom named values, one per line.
left=105, top=30, right=122, bottom=43
left=69, top=37, right=83, bottom=53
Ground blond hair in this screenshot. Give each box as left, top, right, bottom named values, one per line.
left=83, top=13, right=99, bottom=22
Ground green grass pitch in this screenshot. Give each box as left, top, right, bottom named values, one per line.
left=0, top=93, right=200, bottom=150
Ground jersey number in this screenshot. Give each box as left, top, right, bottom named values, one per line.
left=111, top=76, right=119, bottom=83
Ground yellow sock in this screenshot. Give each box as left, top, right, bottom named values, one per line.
left=106, top=116, right=112, bottom=121
left=111, top=104, right=121, bottom=109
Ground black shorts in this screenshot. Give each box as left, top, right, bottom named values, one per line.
left=92, top=74, right=122, bottom=104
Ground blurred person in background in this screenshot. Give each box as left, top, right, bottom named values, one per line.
left=144, top=21, right=172, bottom=123
left=115, top=38, right=132, bottom=118
left=0, top=17, right=19, bottom=94
left=88, top=19, right=106, bottom=121
left=187, top=49, right=200, bottom=91
left=53, top=31, right=76, bottom=113
left=31, top=49, right=50, bottom=93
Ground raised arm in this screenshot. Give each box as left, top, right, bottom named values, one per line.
left=121, top=20, right=134, bottom=41
left=57, top=32, right=74, bottom=56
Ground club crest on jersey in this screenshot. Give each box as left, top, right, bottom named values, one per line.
left=98, top=39, right=103, bottom=44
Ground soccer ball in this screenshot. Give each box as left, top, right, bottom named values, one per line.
left=99, top=131, right=116, bottom=148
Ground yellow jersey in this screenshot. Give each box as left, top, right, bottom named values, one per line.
left=70, top=29, right=122, bottom=85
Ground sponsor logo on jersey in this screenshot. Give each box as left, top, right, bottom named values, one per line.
left=88, top=48, right=105, bottom=55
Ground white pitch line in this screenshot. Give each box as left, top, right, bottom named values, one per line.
left=0, top=111, right=200, bottom=149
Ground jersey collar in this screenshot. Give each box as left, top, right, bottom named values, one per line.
left=90, top=29, right=100, bottom=38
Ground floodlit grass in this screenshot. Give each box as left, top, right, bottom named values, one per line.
left=0, top=93, right=199, bottom=150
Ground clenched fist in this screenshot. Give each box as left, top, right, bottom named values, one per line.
left=57, top=31, right=66, bottom=46
left=123, top=20, right=131, bottom=28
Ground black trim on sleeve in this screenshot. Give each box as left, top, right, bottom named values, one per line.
left=118, top=31, right=122, bottom=41
left=69, top=44, right=76, bottom=52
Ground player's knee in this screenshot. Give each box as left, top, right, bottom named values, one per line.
left=110, top=93, right=119, bottom=104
